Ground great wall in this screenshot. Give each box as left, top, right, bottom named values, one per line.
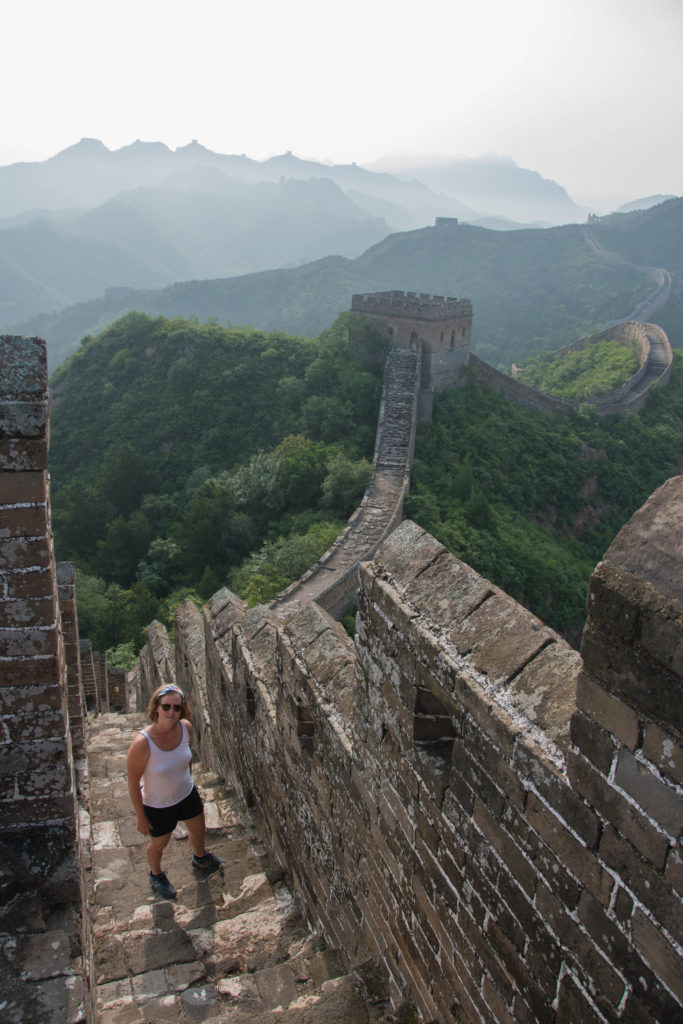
left=0, top=295, right=681, bottom=1023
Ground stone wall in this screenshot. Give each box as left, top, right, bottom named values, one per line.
left=471, top=322, right=673, bottom=418
left=0, top=334, right=92, bottom=1021
left=352, top=291, right=472, bottom=392
left=161, top=478, right=683, bottom=1023
left=57, top=561, right=86, bottom=759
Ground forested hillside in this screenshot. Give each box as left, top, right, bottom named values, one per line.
left=406, top=356, right=683, bottom=645
left=49, top=312, right=389, bottom=658
left=49, top=309, right=682, bottom=663
left=21, top=199, right=683, bottom=372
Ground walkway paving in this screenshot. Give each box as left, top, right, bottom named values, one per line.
left=86, top=713, right=392, bottom=1024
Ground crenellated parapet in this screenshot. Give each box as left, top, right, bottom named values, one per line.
left=162, top=477, right=683, bottom=1023
left=352, top=290, right=473, bottom=321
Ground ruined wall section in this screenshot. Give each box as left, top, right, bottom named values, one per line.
left=167, top=478, right=683, bottom=1023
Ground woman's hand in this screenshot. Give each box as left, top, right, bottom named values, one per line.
left=136, top=813, right=151, bottom=836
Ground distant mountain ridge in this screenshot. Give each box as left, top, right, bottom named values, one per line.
left=15, top=197, right=682, bottom=374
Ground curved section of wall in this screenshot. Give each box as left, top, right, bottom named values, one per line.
left=470, top=321, right=673, bottom=417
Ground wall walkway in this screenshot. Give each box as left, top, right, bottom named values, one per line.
left=85, top=712, right=396, bottom=1023
left=270, top=345, right=420, bottom=618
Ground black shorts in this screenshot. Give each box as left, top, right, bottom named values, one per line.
left=143, top=785, right=203, bottom=837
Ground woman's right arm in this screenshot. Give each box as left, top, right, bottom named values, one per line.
left=127, top=734, right=151, bottom=836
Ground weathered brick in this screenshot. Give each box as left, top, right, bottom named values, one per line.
left=0, top=626, right=58, bottom=658
left=535, top=880, right=625, bottom=1011
left=0, top=436, right=48, bottom=470
left=575, top=670, right=641, bottom=749
left=0, top=596, right=56, bottom=628
left=526, top=792, right=613, bottom=905
left=473, top=797, right=537, bottom=896
left=568, top=749, right=670, bottom=869
left=0, top=536, right=52, bottom=571
left=513, top=736, right=600, bottom=848
left=0, top=504, right=49, bottom=540
left=631, top=907, right=683, bottom=1004
left=0, top=470, right=47, bottom=505
left=665, top=841, right=683, bottom=895
left=0, top=655, right=61, bottom=687
left=642, top=722, right=683, bottom=786
left=570, top=708, right=617, bottom=775
left=599, top=826, right=682, bottom=945
left=556, top=973, right=605, bottom=1024
left=6, top=566, right=56, bottom=599
left=614, top=747, right=682, bottom=838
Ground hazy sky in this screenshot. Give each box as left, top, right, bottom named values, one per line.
left=3, top=0, right=681, bottom=207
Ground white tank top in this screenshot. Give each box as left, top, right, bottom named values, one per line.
left=140, top=721, right=194, bottom=808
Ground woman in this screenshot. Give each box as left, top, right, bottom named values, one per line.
left=127, top=682, right=224, bottom=898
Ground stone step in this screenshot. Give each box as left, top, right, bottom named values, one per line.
left=85, top=713, right=391, bottom=1023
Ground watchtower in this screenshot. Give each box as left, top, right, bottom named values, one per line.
left=351, top=290, right=472, bottom=419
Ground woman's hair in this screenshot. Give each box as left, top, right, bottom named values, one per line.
left=147, top=684, right=192, bottom=722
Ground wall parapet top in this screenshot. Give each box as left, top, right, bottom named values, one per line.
left=351, top=290, right=472, bottom=321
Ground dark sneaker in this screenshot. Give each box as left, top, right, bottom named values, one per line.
left=191, top=851, right=225, bottom=871
left=149, top=871, right=176, bottom=898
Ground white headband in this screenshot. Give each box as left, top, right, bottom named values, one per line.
left=158, top=684, right=185, bottom=701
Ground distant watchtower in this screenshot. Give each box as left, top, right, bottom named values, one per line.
left=351, top=290, right=473, bottom=419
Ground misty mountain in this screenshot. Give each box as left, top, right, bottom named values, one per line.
left=0, top=175, right=391, bottom=327
left=616, top=195, right=677, bottom=214
left=0, top=139, right=586, bottom=231
left=368, top=154, right=589, bottom=226
left=20, top=198, right=682, bottom=373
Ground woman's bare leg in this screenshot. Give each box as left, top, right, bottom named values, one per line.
left=184, top=811, right=206, bottom=858
left=147, top=832, right=172, bottom=874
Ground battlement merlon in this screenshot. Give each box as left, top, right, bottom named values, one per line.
left=351, top=291, right=473, bottom=322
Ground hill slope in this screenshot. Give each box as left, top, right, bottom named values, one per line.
left=18, top=201, right=681, bottom=372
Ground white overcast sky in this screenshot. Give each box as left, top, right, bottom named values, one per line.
left=2, top=0, right=681, bottom=207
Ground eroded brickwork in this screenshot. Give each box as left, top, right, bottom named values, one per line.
left=0, top=335, right=91, bottom=1021
left=161, top=479, right=683, bottom=1023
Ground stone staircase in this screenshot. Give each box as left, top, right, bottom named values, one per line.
left=373, top=348, right=419, bottom=470
left=85, top=714, right=394, bottom=1024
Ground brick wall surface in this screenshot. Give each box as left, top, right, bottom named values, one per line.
left=157, top=477, right=683, bottom=1023
left=0, top=335, right=81, bottom=904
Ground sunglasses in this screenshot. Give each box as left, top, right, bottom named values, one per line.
left=159, top=703, right=183, bottom=712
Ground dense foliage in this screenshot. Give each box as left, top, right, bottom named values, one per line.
left=49, top=313, right=387, bottom=657
left=514, top=339, right=639, bottom=399
left=405, top=355, right=683, bottom=645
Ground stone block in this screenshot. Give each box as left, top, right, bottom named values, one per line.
left=0, top=470, right=47, bottom=504
left=525, top=793, right=612, bottom=905
left=575, top=670, right=641, bottom=749
left=631, top=907, right=683, bottom=1004
left=599, top=826, right=681, bottom=944
left=614, top=747, right=682, bottom=837
left=0, top=400, right=48, bottom=438
left=449, top=591, right=555, bottom=688
left=569, top=708, right=617, bottom=775
left=0, top=535, right=53, bottom=573
left=567, top=749, right=670, bottom=869
left=0, top=503, right=49, bottom=540
left=0, top=436, right=49, bottom=470
left=642, top=722, right=683, bottom=786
